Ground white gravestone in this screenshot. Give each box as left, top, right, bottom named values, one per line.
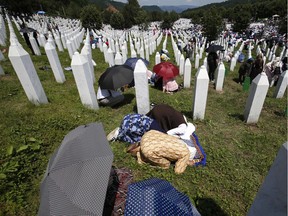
left=155, top=52, right=161, bottom=65
left=215, top=62, right=225, bottom=91
left=54, top=34, right=64, bottom=52
left=179, top=54, right=185, bottom=76
left=230, top=56, right=236, bottom=71
left=71, top=52, right=99, bottom=110
left=273, top=70, right=287, bottom=98
left=134, top=60, right=149, bottom=114
left=247, top=142, right=287, bottom=216
left=193, top=65, right=209, bottom=120
left=45, top=41, right=66, bottom=83
left=195, top=53, right=200, bottom=69
left=107, top=48, right=115, bottom=67
left=0, top=64, right=4, bottom=75
left=66, top=39, right=74, bottom=59
left=183, top=58, right=192, bottom=88
left=29, top=34, right=41, bottom=56
left=121, top=45, right=127, bottom=63
left=0, top=49, right=5, bottom=61
left=131, top=48, right=137, bottom=58
left=244, top=72, right=269, bottom=124
left=8, top=40, right=48, bottom=105
left=39, top=34, right=47, bottom=48
left=114, top=52, right=123, bottom=65
left=81, top=44, right=95, bottom=83
left=140, top=46, right=145, bottom=59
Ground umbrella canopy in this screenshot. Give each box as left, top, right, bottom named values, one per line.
left=98, top=65, right=134, bottom=90
left=153, top=62, right=179, bottom=79
left=124, top=57, right=149, bottom=70
left=20, top=27, right=36, bottom=33
left=38, top=122, right=114, bottom=216
left=37, top=10, right=46, bottom=15
left=124, top=178, right=201, bottom=216
left=205, top=44, right=225, bottom=53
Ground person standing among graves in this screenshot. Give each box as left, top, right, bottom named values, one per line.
left=23, top=32, right=35, bottom=55
left=183, top=41, right=193, bottom=61
left=264, top=57, right=281, bottom=86
left=207, top=52, right=219, bottom=82
left=238, top=58, right=253, bottom=85
left=250, top=53, right=264, bottom=82
left=162, top=77, right=179, bottom=94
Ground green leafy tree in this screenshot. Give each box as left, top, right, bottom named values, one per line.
left=80, top=4, right=102, bottom=30
left=102, top=10, right=113, bottom=24
left=160, top=11, right=173, bottom=29
left=135, top=9, right=149, bottom=30
left=110, top=12, right=125, bottom=29
left=149, top=11, right=163, bottom=22
left=201, top=7, right=223, bottom=41
left=169, top=11, right=179, bottom=23
left=122, top=0, right=141, bottom=28
left=232, top=5, right=251, bottom=33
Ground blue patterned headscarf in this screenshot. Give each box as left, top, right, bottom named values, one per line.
left=118, top=114, right=154, bottom=144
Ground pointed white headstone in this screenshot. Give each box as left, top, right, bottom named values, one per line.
left=71, top=52, right=98, bottom=110
left=244, top=72, right=269, bottom=124
left=215, top=62, right=225, bottom=91
left=134, top=60, right=149, bottom=114
left=155, top=52, right=161, bottom=65
left=45, top=41, right=66, bottom=83
left=273, top=70, right=287, bottom=98
left=8, top=40, right=48, bottom=105
left=114, top=52, right=123, bottom=65
left=193, top=65, right=209, bottom=120
left=179, top=54, right=185, bottom=76
left=183, top=58, right=192, bottom=88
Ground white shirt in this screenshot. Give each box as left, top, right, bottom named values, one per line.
left=96, top=87, right=122, bottom=100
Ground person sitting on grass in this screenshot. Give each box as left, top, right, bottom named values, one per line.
left=162, top=77, right=179, bottom=94
left=96, top=86, right=124, bottom=107
left=107, top=113, right=165, bottom=143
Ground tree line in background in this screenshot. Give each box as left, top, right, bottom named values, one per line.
left=0, top=0, right=286, bottom=41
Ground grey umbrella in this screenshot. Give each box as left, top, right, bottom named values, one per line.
left=38, top=122, right=114, bottom=216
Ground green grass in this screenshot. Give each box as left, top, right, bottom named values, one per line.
left=0, top=27, right=287, bottom=216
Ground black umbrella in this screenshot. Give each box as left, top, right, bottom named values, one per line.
left=38, top=122, right=114, bottom=216
left=124, top=57, right=149, bottom=70
left=98, top=65, right=134, bottom=90
left=20, top=27, right=37, bottom=33
left=205, top=44, right=225, bottom=53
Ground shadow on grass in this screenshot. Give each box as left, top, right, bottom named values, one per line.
left=113, top=93, right=135, bottom=109
left=274, top=110, right=286, bottom=117
left=182, top=110, right=193, bottom=119
left=195, top=197, right=228, bottom=216
left=228, top=113, right=245, bottom=121
left=232, top=78, right=240, bottom=84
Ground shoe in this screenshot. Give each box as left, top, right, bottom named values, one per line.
left=107, top=127, right=119, bottom=141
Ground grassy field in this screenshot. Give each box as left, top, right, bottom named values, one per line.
left=0, top=25, right=287, bottom=216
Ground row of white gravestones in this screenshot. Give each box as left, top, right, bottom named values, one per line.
left=6, top=15, right=48, bottom=105
left=189, top=61, right=286, bottom=123
left=0, top=14, right=6, bottom=46
left=0, top=15, right=6, bottom=75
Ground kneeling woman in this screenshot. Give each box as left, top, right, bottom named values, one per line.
left=127, top=130, right=196, bottom=174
